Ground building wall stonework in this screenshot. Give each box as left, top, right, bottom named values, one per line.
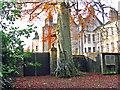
left=32, top=39, right=39, bottom=52
left=95, top=21, right=119, bottom=53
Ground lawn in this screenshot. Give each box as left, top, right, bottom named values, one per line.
left=11, top=72, right=120, bottom=89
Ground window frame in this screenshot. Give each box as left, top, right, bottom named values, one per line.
left=88, top=34, right=91, bottom=42
left=88, top=47, right=91, bottom=52
left=105, top=55, right=115, bottom=65
left=36, top=46, right=38, bottom=51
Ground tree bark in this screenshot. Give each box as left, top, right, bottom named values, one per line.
left=52, top=2, right=78, bottom=78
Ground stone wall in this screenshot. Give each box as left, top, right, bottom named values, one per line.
left=24, top=53, right=50, bottom=76
left=84, top=52, right=101, bottom=73
left=73, top=55, right=88, bottom=72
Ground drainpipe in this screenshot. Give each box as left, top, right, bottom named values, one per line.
left=78, top=25, right=80, bottom=55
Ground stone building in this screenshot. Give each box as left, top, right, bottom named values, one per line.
left=94, top=8, right=119, bottom=53
left=32, top=32, right=39, bottom=52
left=42, top=11, right=81, bottom=55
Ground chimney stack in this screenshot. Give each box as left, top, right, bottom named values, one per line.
left=109, top=9, right=117, bottom=21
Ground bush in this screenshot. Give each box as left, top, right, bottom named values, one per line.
left=0, top=1, right=41, bottom=89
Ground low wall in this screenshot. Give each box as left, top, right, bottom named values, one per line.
left=84, top=52, right=101, bottom=73
left=73, top=55, right=88, bottom=72
left=24, top=53, right=50, bottom=76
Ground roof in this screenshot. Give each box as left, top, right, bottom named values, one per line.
left=94, top=19, right=118, bottom=32
left=33, top=32, right=39, bottom=39
left=83, top=14, right=103, bottom=25
left=33, top=36, right=39, bottom=39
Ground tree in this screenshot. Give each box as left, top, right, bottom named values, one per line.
left=53, top=2, right=78, bottom=78
left=18, top=0, right=117, bottom=78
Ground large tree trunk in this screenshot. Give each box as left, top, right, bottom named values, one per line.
left=52, top=2, right=78, bottom=78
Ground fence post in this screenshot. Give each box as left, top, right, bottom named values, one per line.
left=50, top=43, right=57, bottom=74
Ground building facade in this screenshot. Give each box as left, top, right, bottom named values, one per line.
left=82, top=5, right=120, bottom=54
left=81, top=6, right=103, bottom=54
left=93, top=6, right=119, bottom=53
left=94, top=20, right=119, bottom=53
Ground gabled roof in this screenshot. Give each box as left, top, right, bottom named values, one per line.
left=83, top=5, right=103, bottom=26
left=83, top=14, right=103, bottom=25
left=93, top=16, right=118, bottom=32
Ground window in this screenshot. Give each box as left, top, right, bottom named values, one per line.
left=111, top=28, right=114, bottom=35
left=92, top=34, right=95, bottom=42
left=84, top=35, right=86, bottom=43
left=85, top=48, right=87, bottom=52
left=98, top=33, right=99, bottom=41
left=93, top=47, right=95, bottom=52
left=106, top=44, right=109, bottom=52
left=106, top=30, right=108, bottom=38
left=111, top=43, right=114, bottom=52
left=101, top=46, right=103, bottom=52
left=98, top=47, right=100, bottom=51
left=100, top=32, right=103, bottom=40
left=36, top=46, right=38, bottom=51
left=75, top=48, right=78, bottom=55
left=105, top=55, right=115, bottom=65
left=88, top=34, right=91, bottom=42
left=88, top=47, right=91, bottom=52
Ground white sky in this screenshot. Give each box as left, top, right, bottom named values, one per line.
left=11, top=0, right=120, bottom=51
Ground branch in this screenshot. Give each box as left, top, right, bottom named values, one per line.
left=30, top=2, right=43, bottom=19
left=26, top=2, right=57, bottom=19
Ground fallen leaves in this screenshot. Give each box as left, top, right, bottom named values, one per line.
left=11, top=73, right=120, bottom=89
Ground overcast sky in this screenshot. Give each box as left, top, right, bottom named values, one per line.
left=12, top=0, right=120, bottom=51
